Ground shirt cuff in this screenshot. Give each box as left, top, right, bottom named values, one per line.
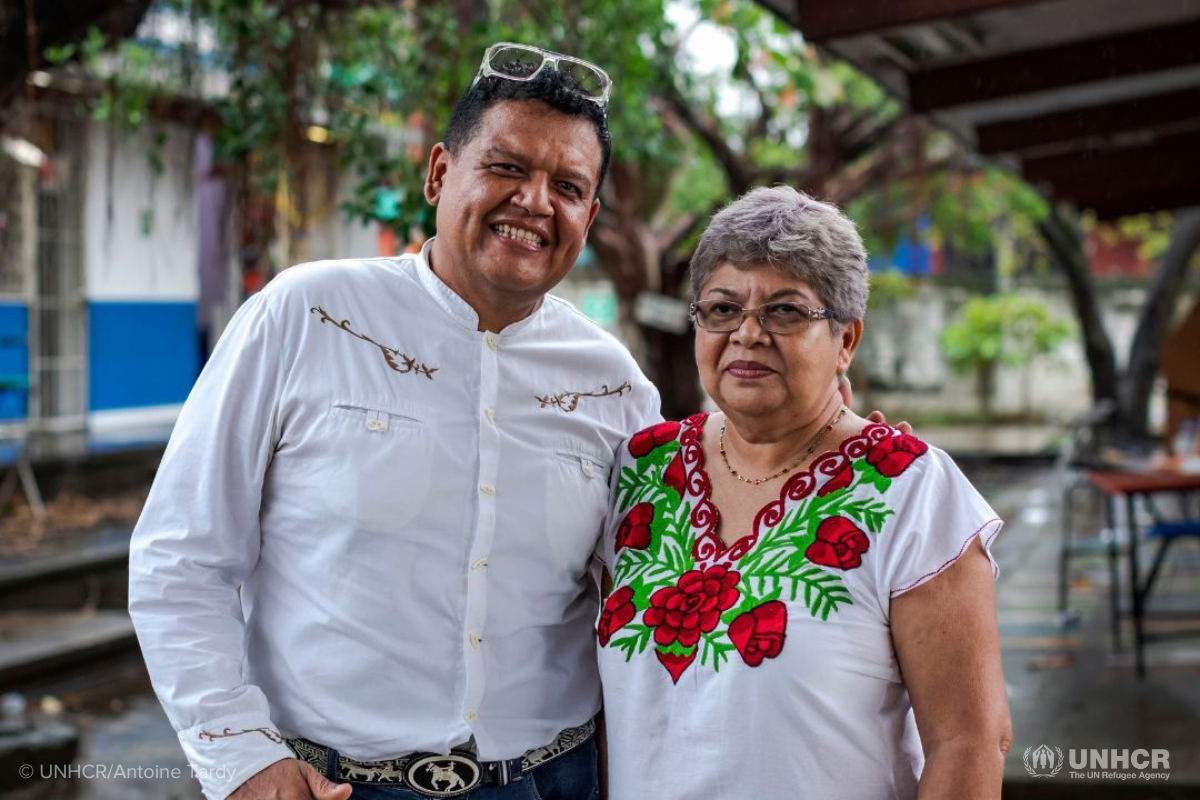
left=177, top=712, right=296, bottom=800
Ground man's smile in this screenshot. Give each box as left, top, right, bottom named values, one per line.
left=490, top=222, right=547, bottom=250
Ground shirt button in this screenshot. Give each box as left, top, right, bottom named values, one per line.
left=469, top=633, right=482, bottom=650
left=485, top=334, right=498, bottom=352
left=480, top=484, right=496, bottom=495
left=366, top=419, right=387, bottom=432
left=582, top=462, right=597, bottom=478
left=484, top=408, right=496, bottom=426
left=470, top=557, right=489, bottom=570
left=464, top=711, right=478, bottom=723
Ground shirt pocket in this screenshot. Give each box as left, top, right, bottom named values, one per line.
left=543, top=441, right=613, bottom=574
left=324, top=401, right=431, bottom=532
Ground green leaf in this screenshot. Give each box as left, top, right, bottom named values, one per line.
left=44, top=43, right=77, bottom=65
left=610, top=624, right=655, bottom=661
left=796, top=564, right=853, bottom=620
left=660, top=640, right=695, bottom=657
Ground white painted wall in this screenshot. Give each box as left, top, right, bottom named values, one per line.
left=303, top=172, right=383, bottom=262
left=84, top=120, right=201, bottom=302
left=857, top=285, right=1190, bottom=424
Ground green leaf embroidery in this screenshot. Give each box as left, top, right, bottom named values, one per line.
left=610, top=624, right=655, bottom=661
left=699, top=631, right=737, bottom=670
left=839, top=497, right=895, bottom=534
left=796, top=564, right=853, bottom=620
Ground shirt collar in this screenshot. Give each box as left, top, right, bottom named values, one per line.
left=415, top=237, right=479, bottom=330
left=414, top=236, right=546, bottom=338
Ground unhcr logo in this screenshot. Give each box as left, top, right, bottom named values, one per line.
left=1020, top=745, right=1171, bottom=780
left=1023, top=744, right=1064, bottom=777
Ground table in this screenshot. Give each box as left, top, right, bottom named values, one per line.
left=1087, top=468, right=1200, bottom=677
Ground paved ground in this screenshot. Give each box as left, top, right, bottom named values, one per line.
left=3, top=458, right=1199, bottom=799
left=977, top=463, right=1200, bottom=797
left=922, top=424, right=1063, bottom=458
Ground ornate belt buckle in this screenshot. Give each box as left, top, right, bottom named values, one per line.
left=405, top=754, right=482, bottom=798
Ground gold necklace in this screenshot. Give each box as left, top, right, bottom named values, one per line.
left=719, top=405, right=846, bottom=486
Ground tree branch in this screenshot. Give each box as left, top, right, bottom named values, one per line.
left=657, top=80, right=756, bottom=194
left=1038, top=205, right=1120, bottom=407
left=1122, top=207, right=1200, bottom=435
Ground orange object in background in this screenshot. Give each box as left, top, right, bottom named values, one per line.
left=378, top=225, right=400, bottom=256
left=1162, top=300, right=1200, bottom=453
left=377, top=226, right=426, bottom=256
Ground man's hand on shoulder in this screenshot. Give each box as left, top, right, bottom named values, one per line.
left=867, top=410, right=913, bottom=436
left=229, top=759, right=352, bottom=800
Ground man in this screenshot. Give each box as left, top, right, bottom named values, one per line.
left=130, top=43, right=657, bottom=800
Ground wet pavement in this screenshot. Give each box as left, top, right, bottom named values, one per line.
left=977, top=462, right=1200, bottom=797
left=2, top=459, right=1198, bottom=799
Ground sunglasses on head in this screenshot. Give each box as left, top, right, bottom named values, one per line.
left=473, top=42, right=611, bottom=110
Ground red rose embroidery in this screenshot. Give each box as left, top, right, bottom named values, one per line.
left=664, top=450, right=687, bottom=497
left=656, top=649, right=697, bottom=684
left=643, top=565, right=741, bottom=648
left=597, top=586, right=636, bottom=646
left=866, top=434, right=928, bottom=478
left=805, top=516, right=870, bottom=570
left=817, top=464, right=853, bottom=496
left=728, top=601, right=788, bottom=667
left=628, top=421, right=682, bottom=457
left=615, top=502, right=655, bottom=552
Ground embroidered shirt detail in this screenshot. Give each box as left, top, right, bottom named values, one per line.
left=199, top=726, right=285, bottom=744
left=310, top=306, right=438, bottom=379
left=603, top=418, right=929, bottom=683
left=536, top=381, right=631, bottom=412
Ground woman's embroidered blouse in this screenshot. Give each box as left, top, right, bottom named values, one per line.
left=597, top=415, right=1002, bottom=800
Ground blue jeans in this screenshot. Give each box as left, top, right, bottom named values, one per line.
left=340, top=737, right=598, bottom=800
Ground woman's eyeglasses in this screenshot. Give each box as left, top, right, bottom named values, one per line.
left=689, top=299, right=839, bottom=335
left=473, top=42, right=611, bottom=110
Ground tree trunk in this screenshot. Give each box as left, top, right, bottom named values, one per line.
left=1038, top=205, right=1120, bottom=405
left=646, top=327, right=701, bottom=420
left=649, top=255, right=701, bottom=419
left=1121, top=207, right=1200, bottom=436
left=978, top=360, right=996, bottom=423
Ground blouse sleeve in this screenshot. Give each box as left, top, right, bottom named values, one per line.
left=871, top=446, right=1003, bottom=609
left=594, top=439, right=635, bottom=572
left=594, top=371, right=663, bottom=576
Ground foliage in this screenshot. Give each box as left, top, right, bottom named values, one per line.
left=55, top=0, right=1052, bottom=272
left=867, top=269, right=917, bottom=310
left=939, top=292, right=1073, bottom=373
left=1108, top=213, right=1173, bottom=262
left=849, top=159, right=1050, bottom=276
left=57, top=0, right=676, bottom=235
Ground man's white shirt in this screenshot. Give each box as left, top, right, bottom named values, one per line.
left=128, top=241, right=662, bottom=800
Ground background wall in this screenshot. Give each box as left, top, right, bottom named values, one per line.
left=83, top=119, right=200, bottom=419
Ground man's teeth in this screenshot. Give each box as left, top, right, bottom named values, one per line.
left=494, top=224, right=544, bottom=247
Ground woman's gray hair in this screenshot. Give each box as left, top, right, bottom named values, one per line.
left=689, top=186, right=869, bottom=324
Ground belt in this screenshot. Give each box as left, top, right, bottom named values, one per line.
left=288, top=719, right=595, bottom=798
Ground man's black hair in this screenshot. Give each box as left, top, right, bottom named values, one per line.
left=443, top=68, right=612, bottom=197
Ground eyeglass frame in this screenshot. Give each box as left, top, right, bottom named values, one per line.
left=688, top=299, right=840, bottom=335
left=472, top=42, right=612, bottom=110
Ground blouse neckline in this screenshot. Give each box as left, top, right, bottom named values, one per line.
left=681, top=413, right=896, bottom=562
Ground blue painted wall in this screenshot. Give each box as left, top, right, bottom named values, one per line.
left=88, top=301, right=199, bottom=412
left=869, top=217, right=934, bottom=275
left=870, top=238, right=934, bottom=275
left=0, top=304, right=28, bottom=421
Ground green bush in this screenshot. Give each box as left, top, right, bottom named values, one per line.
left=940, top=293, right=1073, bottom=419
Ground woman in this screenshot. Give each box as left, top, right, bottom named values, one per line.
left=596, top=187, right=1011, bottom=800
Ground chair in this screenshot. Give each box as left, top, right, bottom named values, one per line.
left=1056, top=401, right=1120, bottom=630
left=1140, top=490, right=1200, bottom=613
